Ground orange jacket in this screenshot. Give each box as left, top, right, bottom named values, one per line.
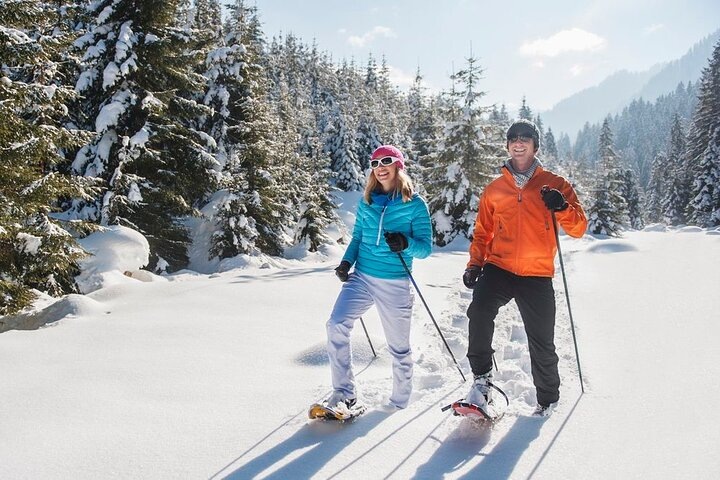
left=468, top=165, right=587, bottom=277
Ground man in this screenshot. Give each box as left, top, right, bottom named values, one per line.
left=463, top=119, right=587, bottom=416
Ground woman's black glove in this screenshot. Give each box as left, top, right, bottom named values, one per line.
left=384, top=232, right=408, bottom=252
left=463, top=266, right=483, bottom=289
left=334, top=261, right=351, bottom=282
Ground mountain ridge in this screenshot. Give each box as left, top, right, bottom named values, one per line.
left=542, top=28, right=720, bottom=138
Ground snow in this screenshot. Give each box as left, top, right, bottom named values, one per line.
left=16, top=232, right=42, bottom=255
left=1, top=219, right=719, bottom=477
left=95, top=90, right=133, bottom=133
left=127, top=182, right=142, bottom=203
left=74, top=225, right=151, bottom=294
left=129, top=126, right=149, bottom=148
left=102, top=61, right=120, bottom=90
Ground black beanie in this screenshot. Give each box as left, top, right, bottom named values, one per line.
left=506, top=119, right=540, bottom=149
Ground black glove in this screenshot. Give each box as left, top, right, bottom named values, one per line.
left=384, top=232, right=408, bottom=252
left=463, top=266, right=482, bottom=289
left=541, top=187, right=569, bottom=211
left=334, top=260, right=351, bottom=282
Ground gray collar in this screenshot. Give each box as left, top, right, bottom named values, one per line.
left=504, top=157, right=541, bottom=188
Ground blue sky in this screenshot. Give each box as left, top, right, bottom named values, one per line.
left=252, top=0, right=719, bottom=112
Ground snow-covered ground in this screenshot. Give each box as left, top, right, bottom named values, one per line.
left=1, top=209, right=719, bottom=478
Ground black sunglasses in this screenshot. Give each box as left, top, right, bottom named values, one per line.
left=507, top=135, right=534, bottom=144
left=370, top=156, right=399, bottom=169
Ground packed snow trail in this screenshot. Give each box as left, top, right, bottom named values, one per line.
left=1, top=228, right=719, bottom=479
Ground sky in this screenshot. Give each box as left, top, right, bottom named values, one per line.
left=252, top=0, right=720, bottom=112
left=2, top=192, right=719, bottom=478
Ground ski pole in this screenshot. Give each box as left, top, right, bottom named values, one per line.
left=543, top=187, right=585, bottom=394
left=358, top=316, right=377, bottom=357
left=396, top=253, right=466, bottom=382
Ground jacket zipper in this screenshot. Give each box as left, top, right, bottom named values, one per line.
left=515, top=187, right=522, bottom=274
left=376, top=206, right=387, bottom=245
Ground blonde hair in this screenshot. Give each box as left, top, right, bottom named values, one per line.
left=364, top=167, right=415, bottom=204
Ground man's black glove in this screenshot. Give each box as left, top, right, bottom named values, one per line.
left=384, top=232, right=408, bottom=252
left=541, top=187, right=569, bottom=211
left=463, top=266, right=482, bottom=289
left=334, top=260, right=351, bottom=282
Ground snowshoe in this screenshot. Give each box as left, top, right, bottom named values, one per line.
left=442, top=382, right=509, bottom=423
left=308, top=401, right=366, bottom=421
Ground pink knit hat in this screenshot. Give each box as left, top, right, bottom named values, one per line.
left=370, top=145, right=405, bottom=170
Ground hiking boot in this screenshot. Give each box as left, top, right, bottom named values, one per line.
left=533, top=402, right=556, bottom=417
left=325, top=391, right=356, bottom=409
left=465, top=372, right=492, bottom=409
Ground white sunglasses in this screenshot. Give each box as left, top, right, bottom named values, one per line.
left=370, top=156, right=400, bottom=169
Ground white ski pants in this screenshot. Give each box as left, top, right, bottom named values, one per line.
left=326, top=270, right=414, bottom=408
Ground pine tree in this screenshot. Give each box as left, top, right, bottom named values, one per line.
left=0, top=0, right=97, bottom=314
left=194, top=0, right=223, bottom=40
left=687, top=40, right=720, bottom=227
left=543, top=127, right=559, bottom=168
left=266, top=44, right=338, bottom=253
left=208, top=0, right=287, bottom=259
left=556, top=132, right=572, bottom=162
left=534, top=114, right=545, bottom=140
left=424, top=54, right=505, bottom=245
left=518, top=96, right=533, bottom=120
left=688, top=125, right=720, bottom=227
left=322, top=60, right=363, bottom=191
left=662, top=115, right=688, bottom=225
left=406, top=67, right=440, bottom=166
left=620, top=168, right=644, bottom=229
left=68, top=0, right=217, bottom=272
left=354, top=59, right=383, bottom=169
left=587, top=118, right=628, bottom=236
left=325, top=106, right=363, bottom=191
left=644, top=152, right=667, bottom=224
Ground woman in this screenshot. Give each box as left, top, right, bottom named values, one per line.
left=325, top=145, right=432, bottom=410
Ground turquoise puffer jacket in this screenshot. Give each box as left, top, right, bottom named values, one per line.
left=343, top=191, right=432, bottom=279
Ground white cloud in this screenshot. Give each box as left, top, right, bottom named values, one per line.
left=519, top=28, right=606, bottom=57
left=386, top=65, right=415, bottom=90
left=569, top=64, right=585, bottom=76
left=337, top=28, right=347, bottom=34
left=533, top=61, right=545, bottom=69
left=348, top=26, right=397, bottom=47
left=643, top=23, right=665, bottom=34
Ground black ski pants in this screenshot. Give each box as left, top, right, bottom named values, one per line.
left=466, top=263, right=560, bottom=406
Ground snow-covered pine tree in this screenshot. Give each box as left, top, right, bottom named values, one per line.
left=687, top=40, right=720, bottom=227
left=644, top=152, right=668, bottom=224
left=556, top=132, right=572, bottom=163
left=620, top=168, right=644, bottom=229
left=194, top=0, right=223, bottom=40
left=573, top=121, right=602, bottom=168
left=518, top=96, right=533, bottom=120
left=265, top=41, right=338, bottom=253
left=534, top=114, right=545, bottom=140
left=322, top=60, right=363, bottom=191
left=688, top=125, right=720, bottom=226
left=0, top=0, right=97, bottom=314
left=662, top=115, right=689, bottom=225
left=68, top=0, right=217, bottom=272
left=353, top=57, right=383, bottom=170
left=277, top=85, right=337, bottom=252
left=424, top=54, right=504, bottom=246
left=543, top=127, right=559, bottom=169
left=375, top=55, right=408, bottom=148
left=406, top=67, right=441, bottom=167
left=587, top=118, right=629, bottom=236
left=208, top=0, right=287, bottom=259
